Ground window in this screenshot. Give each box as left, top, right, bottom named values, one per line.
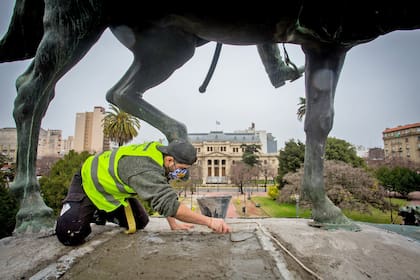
left=207, top=159, right=212, bottom=165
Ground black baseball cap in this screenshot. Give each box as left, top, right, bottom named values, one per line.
left=157, top=139, right=197, bottom=165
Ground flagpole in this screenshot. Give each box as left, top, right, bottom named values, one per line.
left=216, top=121, right=221, bottom=131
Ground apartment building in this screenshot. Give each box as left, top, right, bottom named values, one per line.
left=73, top=106, right=109, bottom=154
left=0, top=127, right=17, bottom=162
left=62, top=136, right=74, bottom=155
left=37, top=128, right=63, bottom=157
left=0, top=127, right=63, bottom=162
left=383, top=122, right=420, bottom=163
left=188, top=124, right=279, bottom=185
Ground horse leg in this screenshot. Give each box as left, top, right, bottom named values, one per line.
left=12, top=1, right=106, bottom=234
left=107, top=26, right=198, bottom=141
left=301, top=44, right=359, bottom=230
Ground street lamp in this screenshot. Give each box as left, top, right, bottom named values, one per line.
left=387, top=186, right=394, bottom=224
left=294, top=193, right=300, bottom=218
left=242, top=191, right=246, bottom=216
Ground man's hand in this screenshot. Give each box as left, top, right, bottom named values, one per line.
left=170, top=222, right=194, bottom=230
left=174, top=204, right=231, bottom=233
left=166, top=217, right=194, bottom=231
left=207, top=217, right=231, bottom=233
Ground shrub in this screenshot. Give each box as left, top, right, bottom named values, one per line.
left=0, top=184, right=18, bottom=238
left=280, top=160, right=388, bottom=213
left=267, top=185, right=279, bottom=200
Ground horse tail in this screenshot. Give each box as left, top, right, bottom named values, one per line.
left=199, top=42, right=222, bottom=93
left=0, top=0, right=45, bottom=62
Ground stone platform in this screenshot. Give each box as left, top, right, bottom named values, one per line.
left=1, top=218, right=419, bottom=280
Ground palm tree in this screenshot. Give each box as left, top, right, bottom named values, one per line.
left=103, top=104, right=141, bottom=146
left=297, top=96, right=306, bottom=121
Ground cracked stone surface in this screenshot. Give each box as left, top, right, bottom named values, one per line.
left=1, top=218, right=420, bottom=280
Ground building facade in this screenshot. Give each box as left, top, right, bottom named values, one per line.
left=0, top=127, right=64, bottom=162
left=37, top=128, right=63, bottom=158
left=188, top=125, right=279, bottom=185
left=62, top=136, right=74, bottom=155
left=383, top=122, right=420, bottom=163
left=0, top=128, right=18, bottom=162
left=73, top=106, right=109, bottom=154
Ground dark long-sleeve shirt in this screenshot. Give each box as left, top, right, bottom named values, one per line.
left=117, top=155, right=180, bottom=217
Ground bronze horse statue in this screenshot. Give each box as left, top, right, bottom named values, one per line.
left=1, top=0, right=419, bottom=234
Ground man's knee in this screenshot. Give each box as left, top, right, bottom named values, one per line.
left=56, top=204, right=92, bottom=246
left=56, top=171, right=95, bottom=246
left=55, top=194, right=95, bottom=246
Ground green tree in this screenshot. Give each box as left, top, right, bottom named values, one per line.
left=103, top=104, right=141, bottom=146
left=240, top=144, right=261, bottom=166
left=278, top=138, right=366, bottom=185
left=277, top=139, right=305, bottom=184
left=0, top=155, right=18, bottom=238
left=296, top=96, right=306, bottom=121
left=325, top=137, right=365, bottom=168
left=39, top=150, right=92, bottom=215
left=0, top=184, right=18, bottom=238
left=375, top=166, right=420, bottom=196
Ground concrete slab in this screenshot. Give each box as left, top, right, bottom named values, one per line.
left=1, top=218, right=419, bottom=280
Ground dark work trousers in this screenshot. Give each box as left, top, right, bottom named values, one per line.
left=55, top=172, right=149, bottom=246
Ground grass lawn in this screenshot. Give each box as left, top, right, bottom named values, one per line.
left=252, top=197, right=311, bottom=218
left=391, top=198, right=409, bottom=207
left=253, top=196, right=408, bottom=224
left=343, top=207, right=402, bottom=224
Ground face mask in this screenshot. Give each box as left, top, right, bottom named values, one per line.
left=167, top=168, right=189, bottom=181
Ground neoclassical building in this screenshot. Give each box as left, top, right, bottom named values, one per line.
left=188, top=124, right=279, bottom=185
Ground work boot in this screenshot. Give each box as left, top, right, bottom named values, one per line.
left=268, top=64, right=304, bottom=88
left=257, top=43, right=305, bottom=88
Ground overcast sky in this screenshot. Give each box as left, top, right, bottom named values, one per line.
left=1, top=1, right=419, bottom=150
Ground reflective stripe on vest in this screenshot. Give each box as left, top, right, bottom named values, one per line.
left=81, top=142, right=164, bottom=212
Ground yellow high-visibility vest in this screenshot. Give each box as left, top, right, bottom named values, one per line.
left=81, top=142, right=164, bottom=212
